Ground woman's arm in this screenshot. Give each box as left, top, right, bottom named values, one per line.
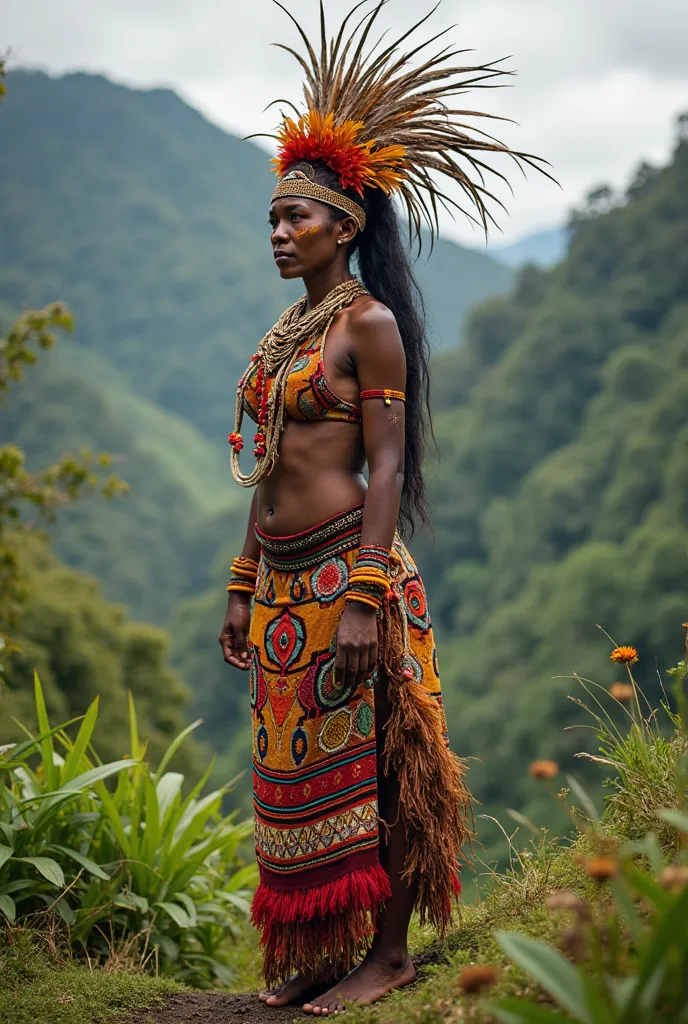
left=334, top=302, right=406, bottom=689
left=354, top=302, right=407, bottom=548
left=218, top=491, right=260, bottom=671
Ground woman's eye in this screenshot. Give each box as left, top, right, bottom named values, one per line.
left=291, top=214, right=303, bottom=222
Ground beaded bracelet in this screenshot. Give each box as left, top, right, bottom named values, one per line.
left=359, top=388, right=405, bottom=407
left=227, top=556, right=259, bottom=595
left=344, top=546, right=392, bottom=611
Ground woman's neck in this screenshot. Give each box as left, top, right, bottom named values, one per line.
left=303, top=263, right=355, bottom=311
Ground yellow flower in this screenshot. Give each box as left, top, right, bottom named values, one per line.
left=609, top=682, right=635, bottom=702
left=529, top=760, right=559, bottom=780
left=610, top=646, right=639, bottom=665
left=458, top=964, right=499, bottom=994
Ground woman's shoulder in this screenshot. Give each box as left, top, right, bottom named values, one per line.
left=348, top=293, right=396, bottom=329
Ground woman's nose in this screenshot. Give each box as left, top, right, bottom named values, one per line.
left=271, top=223, right=289, bottom=244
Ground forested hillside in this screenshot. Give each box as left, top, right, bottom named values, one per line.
left=418, top=126, right=688, bottom=836
left=1, top=69, right=511, bottom=620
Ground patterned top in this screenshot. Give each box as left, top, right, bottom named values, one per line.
left=242, top=326, right=362, bottom=425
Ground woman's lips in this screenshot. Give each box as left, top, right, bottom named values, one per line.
left=273, top=251, right=293, bottom=262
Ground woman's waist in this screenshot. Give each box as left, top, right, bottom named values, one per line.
left=255, top=503, right=365, bottom=571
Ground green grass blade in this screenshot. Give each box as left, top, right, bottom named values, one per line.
left=0, top=894, right=16, bottom=922
left=141, top=774, right=161, bottom=866
left=564, top=775, right=600, bottom=824
left=18, top=856, right=65, bottom=887
left=47, top=844, right=109, bottom=881
left=620, top=886, right=688, bottom=1021
left=657, top=809, right=688, bottom=833
left=495, top=931, right=593, bottom=1024
left=127, top=691, right=140, bottom=760
left=156, top=773, right=184, bottom=830
left=60, top=697, right=99, bottom=785
left=153, top=720, right=203, bottom=780
left=489, top=998, right=570, bottom=1023
left=95, top=782, right=131, bottom=856
left=33, top=671, right=57, bottom=790
left=155, top=900, right=192, bottom=928
left=0, top=844, right=14, bottom=870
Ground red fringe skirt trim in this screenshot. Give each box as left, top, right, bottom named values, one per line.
left=251, top=863, right=392, bottom=986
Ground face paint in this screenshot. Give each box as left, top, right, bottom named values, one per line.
left=295, top=224, right=321, bottom=239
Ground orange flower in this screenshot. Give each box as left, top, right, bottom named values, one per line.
left=529, top=760, right=559, bottom=780
left=682, top=622, right=688, bottom=629
left=610, top=646, right=638, bottom=665
left=458, top=964, right=499, bottom=994
left=578, top=856, right=619, bottom=883
left=609, top=682, right=635, bottom=702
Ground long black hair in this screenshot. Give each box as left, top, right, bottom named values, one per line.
left=288, top=161, right=434, bottom=537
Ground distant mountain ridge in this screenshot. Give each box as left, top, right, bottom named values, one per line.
left=488, top=226, right=570, bottom=268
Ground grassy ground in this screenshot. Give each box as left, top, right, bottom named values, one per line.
left=0, top=929, right=180, bottom=1024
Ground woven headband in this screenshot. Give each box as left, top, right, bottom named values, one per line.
left=271, top=177, right=366, bottom=232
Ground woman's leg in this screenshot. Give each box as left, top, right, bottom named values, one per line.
left=303, top=679, right=417, bottom=1015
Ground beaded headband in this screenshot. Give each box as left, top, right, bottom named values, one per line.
left=271, top=170, right=366, bottom=232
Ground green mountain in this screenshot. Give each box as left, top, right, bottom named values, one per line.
left=1, top=68, right=511, bottom=622
left=1, top=68, right=511, bottom=439
left=1, top=343, right=238, bottom=623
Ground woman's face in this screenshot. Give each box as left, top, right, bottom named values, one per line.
left=268, top=197, right=357, bottom=279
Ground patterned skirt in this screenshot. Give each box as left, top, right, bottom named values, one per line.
left=249, top=505, right=472, bottom=985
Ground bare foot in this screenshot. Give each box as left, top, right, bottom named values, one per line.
left=258, top=970, right=329, bottom=1007
left=303, top=952, right=415, bottom=1015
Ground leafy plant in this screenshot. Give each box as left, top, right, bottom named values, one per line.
left=0, top=672, right=137, bottom=924
left=487, top=638, right=688, bottom=1023
left=0, top=674, right=257, bottom=985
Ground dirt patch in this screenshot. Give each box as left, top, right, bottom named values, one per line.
left=124, top=989, right=310, bottom=1024
left=122, top=950, right=450, bottom=1024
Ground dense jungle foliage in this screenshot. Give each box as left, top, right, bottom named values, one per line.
left=418, top=121, right=688, bottom=844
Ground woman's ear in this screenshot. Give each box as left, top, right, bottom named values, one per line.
left=336, top=215, right=359, bottom=247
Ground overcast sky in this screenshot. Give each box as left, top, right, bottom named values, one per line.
left=4, top=0, right=688, bottom=245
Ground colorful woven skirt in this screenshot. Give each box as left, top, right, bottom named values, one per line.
left=249, top=505, right=472, bottom=985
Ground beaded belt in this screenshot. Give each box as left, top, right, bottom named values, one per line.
left=255, top=505, right=364, bottom=571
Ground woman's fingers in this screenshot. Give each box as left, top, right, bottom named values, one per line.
left=366, top=642, right=378, bottom=681
left=344, top=649, right=360, bottom=689
left=234, top=625, right=249, bottom=663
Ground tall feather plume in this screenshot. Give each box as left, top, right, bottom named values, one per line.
left=268, top=0, right=555, bottom=244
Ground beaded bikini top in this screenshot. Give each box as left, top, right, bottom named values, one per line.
left=241, top=326, right=362, bottom=426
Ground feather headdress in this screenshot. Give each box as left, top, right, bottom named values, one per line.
left=258, top=0, right=553, bottom=244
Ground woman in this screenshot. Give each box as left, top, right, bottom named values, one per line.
left=219, top=3, right=547, bottom=1014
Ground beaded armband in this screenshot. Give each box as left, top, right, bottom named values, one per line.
left=344, top=545, right=391, bottom=611
left=227, top=556, right=259, bottom=596
left=359, top=388, right=405, bottom=407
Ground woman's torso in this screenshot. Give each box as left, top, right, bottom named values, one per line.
left=246, top=302, right=371, bottom=536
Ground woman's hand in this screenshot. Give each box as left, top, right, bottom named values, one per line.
left=334, top=601, right=378, bottom=688
left=219, top=592, right=252, bottom=671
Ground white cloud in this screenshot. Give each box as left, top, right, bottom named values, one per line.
left=4, top=0, right=688, bottom=243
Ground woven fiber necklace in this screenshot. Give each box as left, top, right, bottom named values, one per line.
left=229, top=277, right=367, bottom=487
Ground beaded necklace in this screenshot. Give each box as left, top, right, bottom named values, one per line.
left=229, top=278, right=367, bottom=487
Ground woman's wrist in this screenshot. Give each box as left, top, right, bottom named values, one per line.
left=344, top=545, right=392, bottom=612
left=226, top=555, right=259, bottom=596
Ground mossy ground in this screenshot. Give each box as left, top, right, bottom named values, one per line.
left=0, top=928, right=180, bottom=1024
